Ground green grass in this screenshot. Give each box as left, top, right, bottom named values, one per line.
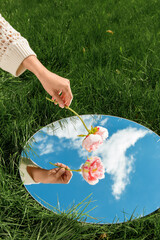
left=0, top=0, right=160, bottom=239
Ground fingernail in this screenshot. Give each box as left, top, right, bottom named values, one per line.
left=60, top=104, right=64, bottom=108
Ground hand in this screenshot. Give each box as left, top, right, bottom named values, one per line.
left=48, top=162, right=73, bottom=184
left=38, top=70, right=73, bottom=108
left=27, top=162, right=73, bottom=184
left=21, top=56, right=73, bottom=108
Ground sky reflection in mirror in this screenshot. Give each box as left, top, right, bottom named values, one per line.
left=20, top=115, right=160, bottom=224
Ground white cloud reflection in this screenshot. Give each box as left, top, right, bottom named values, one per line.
left=100, top=118, right=108, bottom=126
left=94, top=127, right=150, bottom=200
left=39, top=143, right=54, bottom=156
left=34, top=134, right=47, bottom=143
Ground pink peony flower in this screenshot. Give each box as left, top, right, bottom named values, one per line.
left=81, top=156, right=105, bottom=185
left=82, top=134, right=103, bottom=152
left=95, top=126, right=109, bottom=140
left=82, top=126, right=108, bottom=152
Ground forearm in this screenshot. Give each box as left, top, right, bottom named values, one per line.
left=21, top=55, right=48, bottom=78
left=26, top=166, right=39, bottom=182
left=27, top=166, right=47, bottom=183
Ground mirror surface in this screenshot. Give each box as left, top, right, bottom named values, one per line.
left=19, top=115, right=160, bottom=224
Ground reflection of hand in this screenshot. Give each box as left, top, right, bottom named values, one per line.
left=48, top=163, right=73, bottom=184
left=27, top=163, right=72, bottom=184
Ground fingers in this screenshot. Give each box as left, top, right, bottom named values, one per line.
left=64, top=165, right=73, bottom=183
left=61, top=80, right=73, bottom=107
left=55, top=162, right=73, bottom=183
left=56, top=167, right=66, bottom=179
left=52, top=91, right=73, bottom=108
left=52, top=91, right=62, bottom=104
left=65, top=81, right=73, bottom=106
left=52, top=93, right=65, bottom=108
left=55, top=162, right=68, bottom=169
left=58, top=90, right=62, bottom=96
left=52, top=79, right=73, bottom=108
left=61, top=91, right=73, bottom=108
left=48, top=168, right=59, bottom=175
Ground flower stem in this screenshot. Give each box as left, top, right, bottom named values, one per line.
left=49, top=162, right=81, bottom=172
left=46, top=97, right=90, bottom=133
left=65, top=106, right=90, bottom=133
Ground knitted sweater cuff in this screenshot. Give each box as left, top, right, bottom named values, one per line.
left=19, top=157, right=40, bottom=185
left=0, top=39, right=37, bottom=77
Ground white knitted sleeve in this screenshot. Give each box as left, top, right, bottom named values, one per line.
left=19, top=157, right=40, bottom=185
left=0, top=13, right=37, bottom=77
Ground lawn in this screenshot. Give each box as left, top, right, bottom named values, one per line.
left=0, top=0, right=160, bottom=239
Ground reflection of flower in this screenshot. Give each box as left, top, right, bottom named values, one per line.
left=49, top=156, right=105, bottom=185
left=82, top=126, right=108, bottom=152
left=81, top=157, right=105, bottom=185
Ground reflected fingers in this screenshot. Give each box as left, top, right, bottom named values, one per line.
left=55, top=163, right=72, bottom=175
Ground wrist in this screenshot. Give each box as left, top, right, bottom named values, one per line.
left=22, top=55, right=47, bottom=78
left=27, top=166, right=41, bottom=183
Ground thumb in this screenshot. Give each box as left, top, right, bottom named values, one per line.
left=56, top=168, right=65, bottom=178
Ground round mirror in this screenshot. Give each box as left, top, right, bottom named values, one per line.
left=19, top=115, right=160, bottom=224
